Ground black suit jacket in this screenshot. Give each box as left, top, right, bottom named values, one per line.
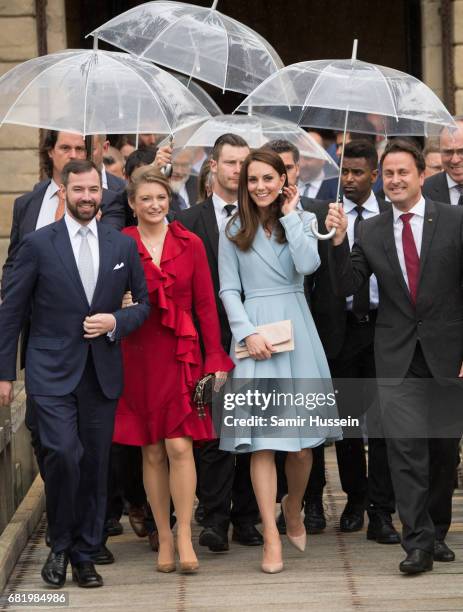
left=422, top=171, right=451, bottom=205
left=105, top=171, right=126, bottom=193
left=328, top=199, right=463, bottom=382
left=1, top=179, right=125, bottom=298
left=175, top=197, right=231, bottom=351
left=301, top=196, right=390, bottom=358
left=185, top=175, right=199, bottom=207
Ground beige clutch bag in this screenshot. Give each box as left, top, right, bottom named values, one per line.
left=235, top=320, right=294, bottom=359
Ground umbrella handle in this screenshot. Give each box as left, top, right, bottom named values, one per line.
left=161, top=163, right=173, bottom=178
left=310, top=218, right=336, bottom=241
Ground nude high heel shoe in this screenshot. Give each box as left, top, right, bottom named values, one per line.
left=261, top=540, right=284, bottom=574
left=157, top=561, right=176, bottom=573
left=281, top=495, right=307, bottom=552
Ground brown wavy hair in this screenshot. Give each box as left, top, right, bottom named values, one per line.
left=226, top=149, right=288, bottom=251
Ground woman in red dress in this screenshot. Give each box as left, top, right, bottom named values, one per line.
left=113, top=167, right=234, bottom=573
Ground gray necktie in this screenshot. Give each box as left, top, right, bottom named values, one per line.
left=302, top=182, right=312, bottom=198
left=78, top=226, right=95, bottom=304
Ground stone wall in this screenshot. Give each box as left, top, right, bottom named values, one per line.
left=421, top=0, right=444, bottom=100
left=0, top=0, right=66, bottom=250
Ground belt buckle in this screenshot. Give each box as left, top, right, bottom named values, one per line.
left=358, top=314, right=370, bottom=324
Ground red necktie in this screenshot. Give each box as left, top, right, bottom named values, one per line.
left=400, top=213, right=420, bottom=304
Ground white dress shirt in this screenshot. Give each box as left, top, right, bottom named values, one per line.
left=36, top=179, right=61, bottom=230
left=101, top=166, right=108, bottom=190
left=392, top=197, right=425, bottom=290
left=446, top=174, right=463, bottom=206
left=343, top=192, right=380, bottom=309
left=213, top=193, right=237, bottom=231
left=298, top=170, right=325, bottom=199
left=64, top=214, right=100, bottom=280
left=178, top=182, right=190, bottom=208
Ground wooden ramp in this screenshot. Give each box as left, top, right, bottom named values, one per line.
left=1, top=447, right=463, bottom=612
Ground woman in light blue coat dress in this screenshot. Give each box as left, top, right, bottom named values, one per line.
left=218, top=150, right=341, bottom=574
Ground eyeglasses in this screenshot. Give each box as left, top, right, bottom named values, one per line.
left=441, top=148, right=463, bottom=159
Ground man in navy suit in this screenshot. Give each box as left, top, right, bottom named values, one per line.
left=0, top=159, right=150, bottom=588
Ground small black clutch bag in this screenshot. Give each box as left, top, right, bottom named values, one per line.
left=193, top=374, right=215, bottom=418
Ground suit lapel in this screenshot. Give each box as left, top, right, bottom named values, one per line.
left=51, top=219, right=88, bottom=306
left=417, top=200, right=438, bottom=287
left=91, top=223, right=113, bottom=307
left=381, top=209, right=413, bottom=304
left=200, top=198, right=219, bottom=262
left=252, top=225, right=288, bottom=280
left=24, top=181, right=50, bottom=233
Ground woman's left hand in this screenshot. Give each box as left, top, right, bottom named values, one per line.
left=281, top=185, right=300, bottom=216
left=214, top=371, right=228, bottom=392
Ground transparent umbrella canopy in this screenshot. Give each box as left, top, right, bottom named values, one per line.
left=89, top=0, right=284, bottom=94
left=171, top=72, right=222, bottom=116
left=236, top=57, right=455, bottom=138
left=236, top=48, right=456, bottom=239
left=160, top=113, right=339, bottom=179
left=0, top=48, right=211, bottom=136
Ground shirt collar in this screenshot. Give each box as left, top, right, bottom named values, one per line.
left=212, top=192, right=237, bottom=212
left=392, top=196, right=426, bottom=223
left=49, top=178, right=60, bottom=198
left=101, top=166, right=108, bottom=189
left=343, top=191, right=379, bottom=214
left=64, top=213, right=98, bottom=238
left=446, top=173, right=461, bottom=190
left=298, top=169, right=325, bottom=188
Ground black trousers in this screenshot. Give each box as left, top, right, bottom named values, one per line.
left=32, top=355, right=117, bottom=564
left=379, top=343, right=462, bottom=553
left=199, top=439, right=259, bottom=532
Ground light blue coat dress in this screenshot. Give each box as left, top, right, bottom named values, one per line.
left=218, top=210, right=342, bottom=453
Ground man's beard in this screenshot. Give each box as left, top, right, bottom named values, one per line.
left=170, top=177, right=188, bottom=193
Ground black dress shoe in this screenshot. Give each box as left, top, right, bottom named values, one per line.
left=194, top=503, right=206, bottom=526
left=198, top=527, right=229, bottom=552
left=304, top=497, right=326, bottom=534
left=340, top=502, right=364, bottom=533
left=399, top=549, right=433, bottom=574
left=276, top=511, right=286, bottom=535
left=91, top=543, right=115, bottom=565
left=367, top=513, right=401, bottom=544
left=72, top=561, right=104, bottom=588
left=433, top=541, right=455, bottom=562
left=105, top=518, right=123, bottom=537
left=232, top=524, right=263, bottom=546
left=41, top=551, right=69, bottom=588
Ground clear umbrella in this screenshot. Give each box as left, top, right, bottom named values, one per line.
left=159, top=113, right=339, bottom=179
left=171, top=72, right=222, bottom=116
left=89, top=0, right=284, bottom=94
left=0, top=47, right=211, bottom=136
left=236, top=41, right=456, bottom=238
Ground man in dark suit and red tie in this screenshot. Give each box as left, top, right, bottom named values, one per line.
left=326, top=139, right=463, bottom=574
left=0, top=159, right=150, bottom=589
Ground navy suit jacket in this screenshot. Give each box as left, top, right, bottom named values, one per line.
left=1, top=179, right=125, bottom=298
left=106, top=171, right=126, bottom=193
left=0, top=219, right=150, bottom=398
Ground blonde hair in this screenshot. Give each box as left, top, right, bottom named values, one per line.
left=127, top=166, right=172, bottom=202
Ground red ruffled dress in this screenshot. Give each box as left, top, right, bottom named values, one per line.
left=113, top=222, right=234, bottom=446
